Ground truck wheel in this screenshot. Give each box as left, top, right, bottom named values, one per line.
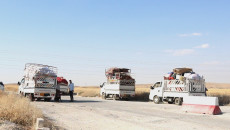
left=168, top=101, right=174, bottom=104
left=102, top=93, right=106, bottom=100
left=27, top=94, right=35, bottom=101
left=45, top=98, right=51, bottom=102
left=124, top=98, right=129, bottom=101
left=113, top=94, right=119, bottom=100
left=167, top=98, right=174, bottom=104
left=113, top=95, right=116, bottom=100
left=153, top=96, right=160, bottom=104
left=175, top=98, right=182, bottom=105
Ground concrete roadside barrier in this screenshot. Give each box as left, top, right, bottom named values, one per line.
left=181, top=96, right=222, bottom=115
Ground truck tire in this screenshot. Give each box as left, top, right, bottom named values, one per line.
left=26, top=94, right=35, bottom=101
left=167, top=98, right=174, bottom=104
left=113, top=95, right=116, bottom=100
left=175, top=98, right=182, bottom=105
left=168, top=101, right=174, bottom=104
left=37, top=98, right=41, bottom=101
left=153, top=96, right=160, bottom=104
left=45, top=98, right=52, bottom=102
left=113, top=94, right=119, bottom=100
left=102, top=93, right=106, bottom=100
left=124, top=98, right=129, bottom=101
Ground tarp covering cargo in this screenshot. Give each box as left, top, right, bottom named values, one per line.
left=173, top=68, right=193, bottom=75
left=24, top=63, right=57, bottom=79
left=57, top=77, right=68, bottom=85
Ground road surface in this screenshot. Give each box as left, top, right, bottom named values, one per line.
left=33, top=96, right=230, bottom=130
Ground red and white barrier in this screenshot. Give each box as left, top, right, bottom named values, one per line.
left=181, top=96, right=222, bottom=115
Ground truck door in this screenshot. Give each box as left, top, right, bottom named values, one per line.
left=19, top=78, right=25, bottom=91
left=151, top=82, right=163, bottom=97
left=100, top=82, right=106, bottom=95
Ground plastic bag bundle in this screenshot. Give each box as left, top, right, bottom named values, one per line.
left=188, top=74, right=201, bottom=80
left=37, top=67, right=56, bottom=76
left=184, top=73, right=192, bottom=78
left=24, top=66, right=57, bottom=78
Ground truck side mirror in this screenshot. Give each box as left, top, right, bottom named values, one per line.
left=18, top=82, right=21, bottom=85
left=150, top=86, right=154, bottom=89
left=100, top=85, right=103, bottom=88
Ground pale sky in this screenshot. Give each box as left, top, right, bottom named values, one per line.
left=0, top=1, right=230, bottom=85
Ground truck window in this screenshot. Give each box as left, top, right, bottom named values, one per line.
left=21, top=78, right=25, bottom=84
left=154, top=82, right=161, bottom=88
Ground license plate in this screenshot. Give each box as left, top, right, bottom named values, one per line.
left=40, top=93, right=50, bottom=96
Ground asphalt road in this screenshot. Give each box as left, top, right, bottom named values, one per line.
left=33, top=96, right=230, bottom=130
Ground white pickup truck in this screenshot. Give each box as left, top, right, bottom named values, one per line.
left=100, top=68, right=135, bottom=100
left=149, top=68, right=206, bottom=105
left=18, top=63, right=57, bottom=101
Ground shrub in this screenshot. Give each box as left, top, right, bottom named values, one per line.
left=0, top=92, right=42, bottom=128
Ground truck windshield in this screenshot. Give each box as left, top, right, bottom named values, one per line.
left=21, top=78, right=25, bottom=84
left=154, top=82, right=161, bottom=88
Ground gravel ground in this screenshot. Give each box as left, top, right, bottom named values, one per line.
left=0, top=120, right=25, bottom=130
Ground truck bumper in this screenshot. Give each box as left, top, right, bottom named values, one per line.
left=34, top=89, right=56, bottom=98
left=60, top=88, right=69, bottom=93
left=189, top=93, right=206, bottom=96
left=120, top=91, right=135, bottom=98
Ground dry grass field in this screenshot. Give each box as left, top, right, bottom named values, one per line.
left=4, top=84, right=18, bottom=92
left=206, top=89, right=230, bottom=105
left=75, top=86, right=100, bottom=97
left=206, top=83, right=230, bottom=89
left=0, top=91, right=42, bottom=129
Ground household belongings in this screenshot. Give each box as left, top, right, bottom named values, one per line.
left=106, top=68, right=133, bottom=80
left=173, top=68, right=193, bottom=75
left=164, top=68, right=201, bottom=81
left=57, top=77, right=68, bottom=85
